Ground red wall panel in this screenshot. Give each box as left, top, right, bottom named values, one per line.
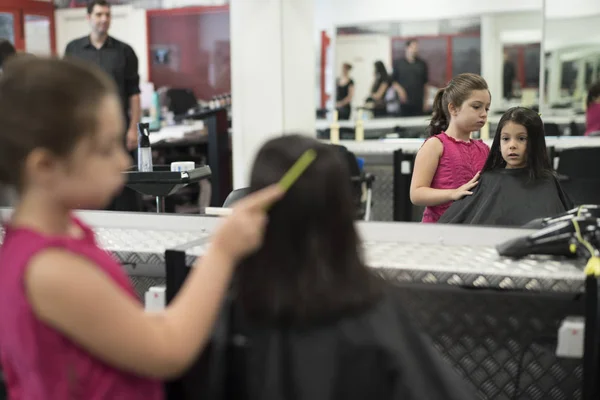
left=148, top=9, right=230, bottom=101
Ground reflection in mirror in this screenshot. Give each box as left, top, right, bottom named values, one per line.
left=543, top=12, right=600, bottom=136
left=317, top=10, right=544, bottom=142
left=314, top=6, right=600, bottom=230
left=332, top=18, right=481, bottom=122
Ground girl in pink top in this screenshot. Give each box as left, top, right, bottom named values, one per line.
left=410, top=73, right=491, bottom=223
left=585, top=83, right=600, bottom=136
left=0, top=57, right=282, bottom=399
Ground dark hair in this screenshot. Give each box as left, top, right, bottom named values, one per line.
left=0, top=57, right=118, bottom=190
left=0, top=39, right=16, bottom=68
left=87, top=0, right=110, bottom=14
left=343, top=62, right=352, bottom=71
left=406, top=39, right=417, bottom=47
left=236, top=135, right=382, bottom=326
left=587, top=82, right=600, bottom=107
left=372, top=60, right=389, bottom=94
left=428, top=73, right=489, bottom=136
left=482, top=107, right=553, bottom=181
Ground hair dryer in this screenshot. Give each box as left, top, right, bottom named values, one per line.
left=497, top=216, right=600, bottom=259
left=522, top=205, right=600, bottom=230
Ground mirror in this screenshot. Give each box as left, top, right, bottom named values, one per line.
left=492, top=11, right=543, bottom=111
left=316, top=8, right=552, bottom=226
left=331, top=17, right=482, bottom=125
left=542, top=10, right=600, bottom=136
left=318, top=10, right=543, bottom=141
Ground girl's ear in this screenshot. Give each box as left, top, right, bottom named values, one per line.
left=447, top=102, right=458, bottom=116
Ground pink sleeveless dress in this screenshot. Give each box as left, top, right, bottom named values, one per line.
left=0, top=217, right=163, bottom=399
left=422, top=132, right=489, bottom=223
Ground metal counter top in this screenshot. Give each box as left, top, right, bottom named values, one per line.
left=0, top=209, right=586, bottom=293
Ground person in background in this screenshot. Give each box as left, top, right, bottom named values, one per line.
left=439, top=107, right=572, bottom=226
left=392, top=39, right=429, bottom=116
left=0, top=39, right=16, bottom=71
left=0, top=39, right=17, bottom=208
left=503, top=50, right=516, bottom=100
left=190, top=135, right=478, bottom=399
left=0, top=56, right=283, bottom=399
left=366, top=60, right=390, bottom=117
left=336, top=62, right=355, bottom=120
left=410, top=73, right=491, bottom=223
left=585, top=82, right=600, bottom=136
left=64, top=0, right=141, bottom=212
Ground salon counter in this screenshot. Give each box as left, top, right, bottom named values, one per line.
left=0, top=209, right=583, bottom=293
left=316, top=113, right=587, bottom=131
left=339, top=135, right=600, bottom=155
left=0, top=209, right=586, bottom=399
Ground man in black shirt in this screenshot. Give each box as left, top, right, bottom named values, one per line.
left=65, top=0, right=142, bottom=211
left=503, top=50, right=516, bottom=99
left=392, top=39, right=430, bottom=117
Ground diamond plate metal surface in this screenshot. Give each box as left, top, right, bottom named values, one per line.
left=185, top=240, right=585, bottom=292
left=0, top=223, right=588, bottom=398
left=364, top=164, right=394, bottom=221
left=365, top=242, right=585, bottom=292
left=393, top=284, right=583, bottom=400
left=130, top=276, right=165, bottom=299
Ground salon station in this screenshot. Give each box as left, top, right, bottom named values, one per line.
left=2, top=0, right=600, bottom=399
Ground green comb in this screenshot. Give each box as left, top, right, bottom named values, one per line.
left=278, top=149, right=317, bottom=192
left=265, top=148, right=316, bottom=211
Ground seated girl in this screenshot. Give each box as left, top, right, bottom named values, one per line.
left=187, top=135, right=478, bottom=399
left=439, top=107, right=573, bottom=226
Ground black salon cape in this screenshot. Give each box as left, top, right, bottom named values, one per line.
left=438, top=168, right=573, bottom=226
left=177, top=285, right=478, bottom=400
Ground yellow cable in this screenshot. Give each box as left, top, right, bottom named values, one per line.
left=584, top=256, right=600, bottom=277
left=571, top=219, right=600, bottom=276
left=572, top=219, right=596, bottom=257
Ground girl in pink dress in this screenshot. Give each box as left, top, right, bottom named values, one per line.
left=410, top=73, right=491, bottom=223
left=0, top=56, right=282, bottom=399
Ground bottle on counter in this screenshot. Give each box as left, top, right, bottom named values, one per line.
left=137, top=122, right=153, bottom=172
left=355, top=109, right=364, bottom=141
left=149, top=91, right=161, bottom=131
left=330, top=110, right=340, bottom=144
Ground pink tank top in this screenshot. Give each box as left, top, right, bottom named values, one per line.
left=422, top=132, right=489, bottom=223
left=585, top=102, right=600, bottom=136
left=0, top=217, right=163, bottom=400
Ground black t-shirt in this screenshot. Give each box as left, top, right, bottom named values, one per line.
left=393, top=58, right=428, bottom=107
left=64, top=36, right=141, bottom=119
left=336, top=78, right=354, bottom=102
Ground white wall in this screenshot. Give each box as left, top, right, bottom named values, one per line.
left=230, top=0, right=315, bottom=188
left=545, top=15, right=600, bottom=52
left=315, top=0, right=599, bottom=34
left=545, top=0, right=600, bottom=19
left=162, top=0, right=227, bottom=7
left=315, top=0, right=544, bottom=35
left=55, top=5, right=149, bottom=83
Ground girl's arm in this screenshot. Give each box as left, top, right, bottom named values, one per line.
left=410, top=139, right=479, bottom=206
left=371, top=81, right=388, bottom=101
left=25, top=185, right=282, bottom=380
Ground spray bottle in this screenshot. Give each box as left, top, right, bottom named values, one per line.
left=137, top=122, right=153, bottom=172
